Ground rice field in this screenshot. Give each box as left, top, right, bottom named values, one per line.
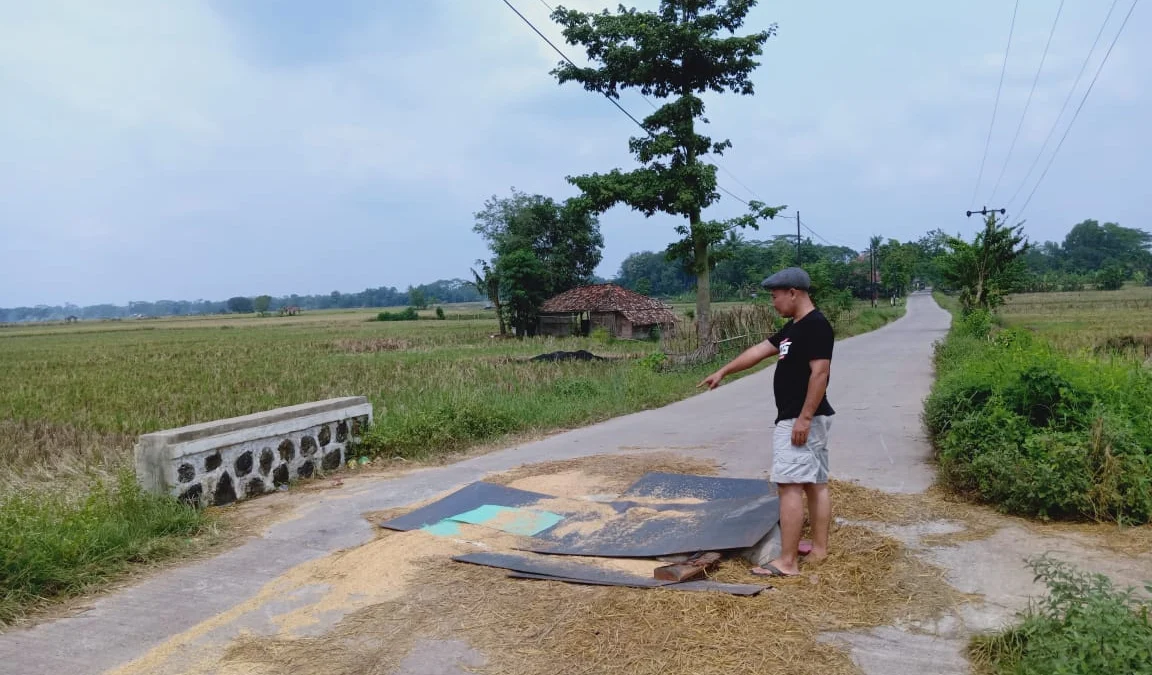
left=997, top=284, right=1152, bottom=358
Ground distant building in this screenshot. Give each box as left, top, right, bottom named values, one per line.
left=538, top=284, right=677, bottom=339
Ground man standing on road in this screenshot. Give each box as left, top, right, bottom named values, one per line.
left=698, top=267, right=835, bottom=577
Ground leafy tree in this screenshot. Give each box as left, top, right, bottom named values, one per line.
left=617, top=251, right=694, bottom=297
left=253, top=295, right=271, bottom=315
left=474, top=189, right=604, bottom=335
left=226, top=296, right=254, bottom=313
left=549, top=0, right=783, bottom=341
left=879, top=239, right=917, bottom=297
left=474, top=189, right=604, bottom=294
left=939, top=214, right=1029, bottom=313
left=495, top=249, right=550, bottom=337
left=470, top=260, right=507, bottom=336
left=408, top=287, right=427, bottom=310
left=1097, top=264, right=1126, bottom=291
left=1062, top=220, right=1152, bottom=274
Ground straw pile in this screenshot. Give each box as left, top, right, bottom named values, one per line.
left=220, top=520, right=958, bottom=675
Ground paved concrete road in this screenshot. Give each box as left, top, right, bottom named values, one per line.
left=12, top=293, right=1143, bottom=675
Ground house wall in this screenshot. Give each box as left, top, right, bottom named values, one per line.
left=539, top=314, right=579, bottom=337
left=589, top=311, right=618, bottom=335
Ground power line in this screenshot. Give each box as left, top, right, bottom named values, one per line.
left=970, top=0, right=1020, bottom=209
left=988, top=0, right=1065, bottom=203
left=506, top=0, right=856, bottom=251
left=1016, top=0, right=1139, bottom=221
left=1006, top=0, right=1122, bottom=210
left=502, top=0, right=649, bottom=131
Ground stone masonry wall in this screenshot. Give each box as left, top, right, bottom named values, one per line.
left=172, top=414, right=369, bottom=507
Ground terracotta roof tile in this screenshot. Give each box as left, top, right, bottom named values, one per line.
left=540, top=284, right=677, bottom=325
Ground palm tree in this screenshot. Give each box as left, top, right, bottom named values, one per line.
left=471, top=260, right=507, bottom=336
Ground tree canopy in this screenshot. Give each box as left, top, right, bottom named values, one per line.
left=549, top=0, right=782, bottom=340
left=473, top=188, right=604, bottom=336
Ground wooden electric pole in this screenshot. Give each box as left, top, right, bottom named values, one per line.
left=796, top=211, right=801, bottom=266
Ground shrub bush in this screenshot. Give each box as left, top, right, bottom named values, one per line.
left=376, top=307, right=419, bottom=322
left=927, top=322, right=1152, bottom=523
left=361, top=401, right=517, bottom=459
left=970, top=556, right=1152, bottom=674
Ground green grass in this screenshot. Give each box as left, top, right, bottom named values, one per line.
left=0, top=301, right=904, bottom=623
left=0, top=469, right=211, bottom=625
left=926, top=288, right=1152, bottom=523
left=970, top=556, right=1152, bottom=675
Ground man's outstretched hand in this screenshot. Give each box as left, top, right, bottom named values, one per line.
left=697, top=371, right=725, bottom=390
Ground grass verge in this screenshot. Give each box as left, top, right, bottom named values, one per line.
left=925, top=296, right=1152, bottom=523
left=0, top=469, right=212, bottom=625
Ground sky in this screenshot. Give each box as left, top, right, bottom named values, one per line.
left=1, top=0, right=1148, bottom=307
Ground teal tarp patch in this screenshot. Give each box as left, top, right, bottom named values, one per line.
left=447, top=505, right=563, bottom=536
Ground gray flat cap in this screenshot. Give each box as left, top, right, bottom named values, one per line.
left=761, top=267, right=811, bottom=290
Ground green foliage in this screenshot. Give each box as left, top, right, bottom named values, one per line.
left=375, top=307, right=419, bottom=322
left=549, top=0, right=780, bottom=338
left=474, top=188, right=604, bottom=336
left=958, top=308, right=994, bottom=339
left=926, top=323, right=1152, bottom=523
left=636, top=352, right=668, bottom=372
left=408, top=287, right=428, bottom=309
left=1097, top=263, right=1126, bottom=291
left=1028, top=219, right=1152, bottom=275
left=590, top=326, right=614, bottom=344
left=435, top=307, right=446, bottom=320
left=970, top=556, right=1152, bottom=675
left=939, top=214, right=1029, bottom=313
left=363, top=401, right=518, bottom=459
left=0, top=470, right=209, bottom=624
left=226, top=296, right=254, bottom=313
left=471, top=260, right=506, bottom=336
left=253, top=295, right=271, bottom=315
left=495, top=249, right=551, bottom=337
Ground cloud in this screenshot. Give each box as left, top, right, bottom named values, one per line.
left=1, top=0, right=1148, bottom=305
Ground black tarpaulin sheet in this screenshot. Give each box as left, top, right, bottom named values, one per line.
left=454, top=552, right=763, bottom=595
left=506, top=572, right=764, bottom=596
left=529, top=493, right=779, bottom=558
left=379, top=473, right=780, bottom=559
left=621, top=472, right=772, bottom=502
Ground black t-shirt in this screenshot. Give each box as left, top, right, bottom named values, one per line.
left=768, top=310, right=836, bottom=423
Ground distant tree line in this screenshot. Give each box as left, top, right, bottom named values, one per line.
left=0, top=278, right=483, bottom=323
left=1021, top=220, right=1152, bottom=292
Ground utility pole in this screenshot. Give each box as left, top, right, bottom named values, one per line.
left=796, top=211, right=801, bottom=266
left=966, top=206, right=1006, bottom=224
left=870, top=243, right=877, bottom=308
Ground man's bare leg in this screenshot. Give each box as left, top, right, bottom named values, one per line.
left=803, top=482, right=831, bottom=562
left=754, top=483, right=804, bottom=576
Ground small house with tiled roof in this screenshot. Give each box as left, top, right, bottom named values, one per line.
left=538, top=284, right=677, bottom=339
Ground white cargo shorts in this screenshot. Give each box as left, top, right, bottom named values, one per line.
left=771, top=415, right=833, bottom=484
